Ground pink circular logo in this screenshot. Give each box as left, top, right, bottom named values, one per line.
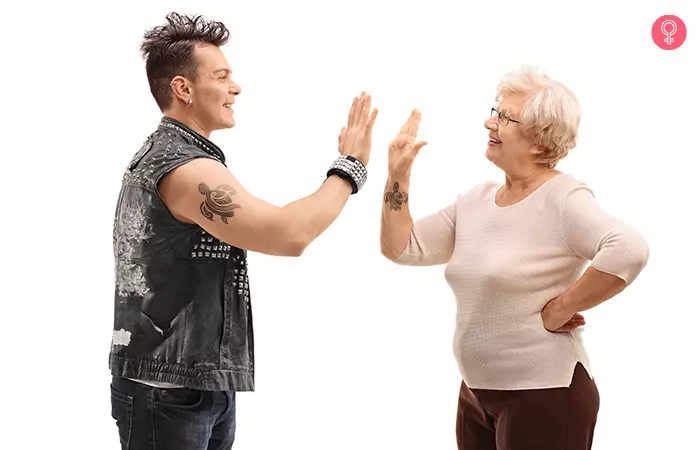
left=652, top=15, right=687, bottom=50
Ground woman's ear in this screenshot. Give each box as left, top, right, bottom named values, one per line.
left=529, top=144, right=545, bottom=157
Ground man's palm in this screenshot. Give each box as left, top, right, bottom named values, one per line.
left=337, top=92, right=378, bottom=166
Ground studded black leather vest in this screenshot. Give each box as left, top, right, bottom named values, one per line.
left=109, top=116, right=255, bottom=392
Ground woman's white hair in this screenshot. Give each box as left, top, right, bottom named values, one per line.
left=496, top=65, right=580, bottom=168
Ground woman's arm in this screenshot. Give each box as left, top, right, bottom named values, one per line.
left=380, top=174, right=414, bottom=260
left=380, top=174, right=459, bottom=265
left=543, top=183, right=650, bottom=329
left=545, top=266, right=628, bottom=321
left=379, top=109, right=459, bottom=266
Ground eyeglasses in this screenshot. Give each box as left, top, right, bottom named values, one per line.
left=491, top=107, right=522, bottom=126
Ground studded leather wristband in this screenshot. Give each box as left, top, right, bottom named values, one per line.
left=326, top=155, right=367, bottom=194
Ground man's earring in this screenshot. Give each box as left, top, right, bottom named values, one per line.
left=187, top=98, right=193, bottom=106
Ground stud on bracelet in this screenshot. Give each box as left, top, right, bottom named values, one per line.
left=326, top=155, right=367, bottom=194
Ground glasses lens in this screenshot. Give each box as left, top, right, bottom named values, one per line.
left=491, top=108, right=503, bottom=125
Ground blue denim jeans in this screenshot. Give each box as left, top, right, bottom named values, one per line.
left=110, top=377, right=236, bottom=450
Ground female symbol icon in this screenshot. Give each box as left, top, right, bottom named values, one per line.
left=652, top=15, right=686, bottom=50
left=661, top=19, right=677, bottom=45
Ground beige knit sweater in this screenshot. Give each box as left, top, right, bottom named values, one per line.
left=394, top=173, right=649, bottom=390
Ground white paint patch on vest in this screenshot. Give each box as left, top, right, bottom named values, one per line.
left=112, top=329, right=132, bottom=346
left=113, top=203, right=155, bottom=298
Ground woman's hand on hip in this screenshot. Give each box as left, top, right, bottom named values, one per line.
left=388, top=109, right=428, bottom=178
left=541, top=296, right=586, bottom=333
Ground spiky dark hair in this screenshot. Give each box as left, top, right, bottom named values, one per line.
left=140, top=12, right=230, bottom=110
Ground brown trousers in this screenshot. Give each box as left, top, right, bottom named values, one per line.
left=456, top=363, right=600, bottom=450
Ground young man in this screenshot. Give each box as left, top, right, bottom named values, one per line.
left=109, top=12, right=378, bottom=450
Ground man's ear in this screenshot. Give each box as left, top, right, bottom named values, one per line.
left=169, top=76, right=191, bottom=105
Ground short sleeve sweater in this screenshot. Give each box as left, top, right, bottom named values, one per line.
left=395, top=173, right=649, bottom=390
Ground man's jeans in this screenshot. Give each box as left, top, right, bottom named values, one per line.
left=110, top=377, right=236, bottom=450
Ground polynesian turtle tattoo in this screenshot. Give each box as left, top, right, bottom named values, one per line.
left=198, top=183, right=241, bottom=224
left=384, top=181, right=408, bottom=211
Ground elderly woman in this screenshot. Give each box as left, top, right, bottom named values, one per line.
left=380, top=65, right=649, bottom=450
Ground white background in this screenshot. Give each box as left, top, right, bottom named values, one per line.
left=1, top=0, right=698, bottom=449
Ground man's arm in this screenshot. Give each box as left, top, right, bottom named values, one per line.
left=160, top=91, right=376, bottom=257
left=159, top=157, right=352, bottom=257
